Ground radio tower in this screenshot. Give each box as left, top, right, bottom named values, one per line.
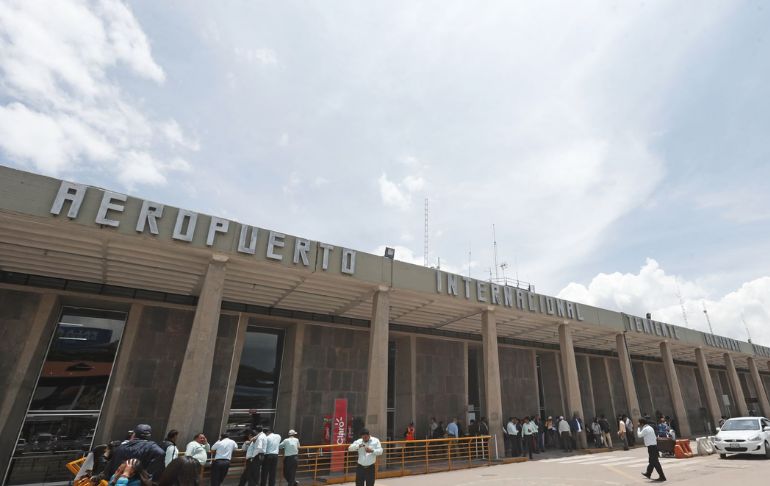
left=742, top=314, right=753, bottom=344
left=423, top=198, right=429, bottom=267
left=675, top=279, right=689, bottom=328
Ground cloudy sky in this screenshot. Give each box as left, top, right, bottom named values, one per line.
left=1, top=1, right=769, bottom=345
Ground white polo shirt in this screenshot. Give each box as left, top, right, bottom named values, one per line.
left=211, top=437, right=238, bottom=460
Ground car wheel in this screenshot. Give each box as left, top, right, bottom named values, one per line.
left=765, top=442, right=770, bottom=459
left=719, top=453, right=726, bottom=459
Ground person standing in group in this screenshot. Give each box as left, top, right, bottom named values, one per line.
left=279, top=430, right=300, bottom=486
left=618, top=415, right=629, bottom=451
left=446, top=418, right=458, bottom=438
left=185, top=434, right=210, bottom=467
left=238, top=430, right=259, bottom=486
left=557, top=417, right=572, bottom=452
left=429, top=417, right=438, bottom=439
left=105, top=424, right=166, bottom=481
left=161, top=430, right=180, bottom=467
left=638, top=416, right=666, bottom=482
left=260, top=427, right=281, bottom=486
left=535, top=416, right=545, bottom=453
left=210, top=433, right=237, bottom=486
left=348, top=428, right=383, bottom=486
left=478, top=417, right=489, bottom=459
left=599, top=415, right=612, bottom=448
left=570, top=414, right=584, bottom=450
left=505, top=417, right=517, bottom=457
left=521, top=417, right=535, bottom=459
left=404, top=422, right=416, bottom=441
left=157, top=456, right=202, bottom=486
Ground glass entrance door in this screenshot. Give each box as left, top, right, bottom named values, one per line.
left=5, top=307, right=127, bottom=486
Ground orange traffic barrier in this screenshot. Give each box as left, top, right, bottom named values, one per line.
left=674, top=439, right=692, bottom=459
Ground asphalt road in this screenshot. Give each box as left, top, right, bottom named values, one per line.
left=357, top=446, right=768, bottom=486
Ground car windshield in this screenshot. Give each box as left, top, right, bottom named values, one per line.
left=721, top=419, right=760, bottom=431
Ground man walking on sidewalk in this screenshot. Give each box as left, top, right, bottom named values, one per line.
left=638, top=416, right=666, bottom=482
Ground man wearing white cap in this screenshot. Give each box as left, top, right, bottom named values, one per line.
left=279, top=430, right=300, bottom=486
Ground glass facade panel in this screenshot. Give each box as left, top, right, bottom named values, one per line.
left=6, top=308, right=126, bottom=486
left=230, top=328, right=283, bottom=410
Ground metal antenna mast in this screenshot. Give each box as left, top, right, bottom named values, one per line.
left=741, top=314, right=753, bottom=344
left=423, top=198, right=429, bottom=267
left=675, top=278, right=689, bottom=328
left=492, top=224, right=499, bottom=282
left=702, top=301, right=715, bottom=335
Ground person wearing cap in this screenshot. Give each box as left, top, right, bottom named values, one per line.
left=260, top=427, right=281, bottom=486
left=104, top=424, right=165, bottom=481
left=638, top=416, right=666, bottom=482
left=279, top=430, right=300, bottom=486
left=347, top=428, right=382, bottom=486
left=210, top=432, right=238, bottom=486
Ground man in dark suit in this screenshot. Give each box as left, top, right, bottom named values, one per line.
left=569, top=414, right=584, bottom=450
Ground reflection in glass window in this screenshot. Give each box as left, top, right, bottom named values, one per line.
left=230, top=328, right=283, bottom=410
left=6, top=308, right=126, bottom=486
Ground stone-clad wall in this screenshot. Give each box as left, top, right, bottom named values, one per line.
left=632, top=361, right=653, bottom=416
left=645, top=362, right=674, bottom=416
left=577, top=355, right=596, bottom=419
left=540, top=352, right=565, bottom=418
left=202, top=314, right=240, bottom=439
left=108, top=305, right=195, bottom=441
left=676, top=364, right=708, bottom=435
left=590, top=357, right=614, bottom=426
left=414, top=337, right=466, bottom=438
left=295, top=325, right=369, bottom=444
left=499, top=346, right=538, bottom=418
left=606, top=358, right=629, bottom=419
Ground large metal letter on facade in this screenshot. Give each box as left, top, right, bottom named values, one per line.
left=747, top=357, right=770, bottom=418
left=481, top=308, right=504, bottom=458
left=724, top=353, right=749, bottom=417
left=615, top=333, right=641, bottom=425
left=695, top=347, right=722, bottom=433
left=364, top=287, right=390, bottom=440
left=559, top=324, right=587, bottom=448
left=660, top=341, right=691, bottom=437
left=166, top=254, right=228, bottom=437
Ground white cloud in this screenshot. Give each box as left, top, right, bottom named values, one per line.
left=378, top=173, right=424, bottom=210
left=0, top=0, right=195, bottom=187
left=559, top=259, right=770, bottom=347
left=234, top=46, right=278, bottom=65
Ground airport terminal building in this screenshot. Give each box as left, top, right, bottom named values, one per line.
left=2, top=165, right=770, bottom=484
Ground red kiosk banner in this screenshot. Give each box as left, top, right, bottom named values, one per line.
left=330, top=398, right=348, bottom=472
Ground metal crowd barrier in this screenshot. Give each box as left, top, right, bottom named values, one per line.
left=67, top=436, right=492, bottom=486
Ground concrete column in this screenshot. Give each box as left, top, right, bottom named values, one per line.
left=0, top=293, right=58, bottom=478
left=724, top=353, right=749, bottom=417
left=615, top=333, right=641, bottom=425
left=364, top=288, right=390, bottom=440
left=166, top=254, right=228, bottom=438
left=559, top=324, right=587, bottom=448
left=481, top=308, right=504, bottom=458
left=695, top=347, right=721, bottom=433
left=218, top=313, right=250, bottom=435
left=747, top=358, right=770, bottom=418
left=95, top=303, right=144, bottom=443
left=659, top=341, right=692, bottom=437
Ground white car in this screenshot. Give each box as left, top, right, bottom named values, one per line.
left=713, top=417, right=770, bottom=459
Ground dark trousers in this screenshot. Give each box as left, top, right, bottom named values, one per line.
left=355, top=464, right=375, bottom=486
left=560, top=431, right=572, bottom=451
left=646, top=445, right=665, bottom=479
left=211, top=459, right=231, bottom=486
left=239, top=456, right=262, bottom=486
left=523, top=435, right=534, bottom=459
left=512, top=436, right=521, bottom=457
left=260, top=454, right=278, bottom=486
left=283, top=455, right=297, bottom=486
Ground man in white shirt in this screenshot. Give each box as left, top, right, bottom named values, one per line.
left=558, top=417, right=572, bottom=452
left=238, top=430, right=259, bottom=486
left=210, top=433, right=238, bottom=486
left=505, top=418, right=517, bottom=457
left=348, top=428, right=383, bottom=486
left=522, top=417, right=535, bottom=459
left=260, top=427, right=282, bottom=486
left=185, top=433, right=210, bottom=466
left=279, top=429, right=300, bottom=486
left=637, top=416, right=666, bottom=482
